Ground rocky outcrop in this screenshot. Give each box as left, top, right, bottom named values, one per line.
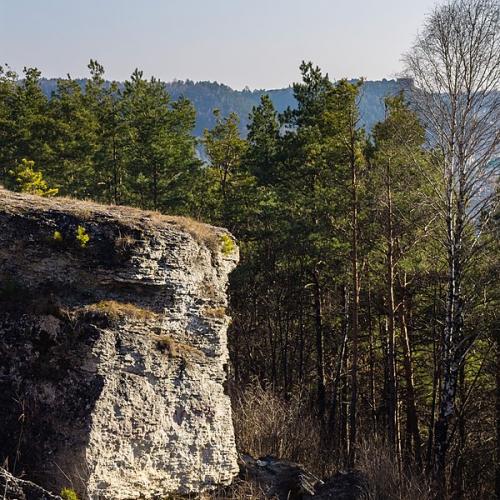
left=240, top=455, right=371, bottom=500
left=0, top=189, right=239, bottom=499
left=0, top=468, right=62, bottom=500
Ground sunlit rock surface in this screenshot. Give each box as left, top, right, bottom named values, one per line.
left=0, top=189, right=239, bottom=499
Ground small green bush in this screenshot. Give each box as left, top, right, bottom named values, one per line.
left=220, top=234, right=235, bottom=255
left=60, top=487, right=79, bottom=500
left=53, top=230, right=63, bottom=242
left=75, top=225, right=90, bottom=248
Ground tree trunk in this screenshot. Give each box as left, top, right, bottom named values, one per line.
left=298, top=296, right=305, bottom=385
left=313, top=269, right=326, bottom=417
left=385, top=161, right=398, bottom=456
left=451, top=366, right=465, bottom=499
left=399, top=292, right=422, bottom=468
left=348, top=130, right=360, bottom=467
left=330, top=285, right=349, bottom=448
left=426, top=284, right=440, bottom=473
left=433, top=209, right=465, bottom=497
left=152, top=166, right=158, bottom=210
left=367, top=282, right=376, bottom=435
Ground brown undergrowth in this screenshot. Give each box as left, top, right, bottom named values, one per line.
left=226, top=382, right=432, bottom=500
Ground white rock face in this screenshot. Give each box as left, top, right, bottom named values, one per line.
left=0, top=189, right=239, bottom=499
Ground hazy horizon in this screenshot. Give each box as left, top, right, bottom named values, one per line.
left=1, top=0, right=437, bottom=90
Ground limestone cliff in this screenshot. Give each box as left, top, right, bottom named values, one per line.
left=0, top=189, right=239, bottom=499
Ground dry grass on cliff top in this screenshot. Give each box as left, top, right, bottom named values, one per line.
left=0, top=188, right=230, bottom=254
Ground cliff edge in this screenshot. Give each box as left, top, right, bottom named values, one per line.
left=0, top=189, right=239, bottom=499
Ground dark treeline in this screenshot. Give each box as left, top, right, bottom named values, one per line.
left=1, top=0, right=499, bottom=498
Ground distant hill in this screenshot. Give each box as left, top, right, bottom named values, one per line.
left=39, top=78, right=408, bottom=136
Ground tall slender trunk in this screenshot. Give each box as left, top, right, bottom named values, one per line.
left=340, top=291, right=351, bottom=464
left=427, top=284, right=440, bottom=473
left=111, top=102, right=120, bottom=205
left=331, top=285, right=349, bottom=448
left=367, top=282, right=376, bottom=435
left=385, top=160, right=398, bottom=455
left=221, top=164, right=228, bottom=201
left=348, top=128, right=360, bottom=467
left=399, top=289, right=422, bottom=468
left=434, top=179, right=465, bottom=497
left=112, top=132, right=119, bottom=204
left=313, top=269, right=326, bottom=417
left=381, top=315, right=389, bottom=440
left=340, top=352, right=349, bottom=465
left=267, top=314, right=277, bottom=389
left=277, top=304, right=288, bottom=395
left=434, top=268, right=459, bottom=497
left=298, top=296, right=305, bottom=385
left=451, top=366, right=466, bottom=499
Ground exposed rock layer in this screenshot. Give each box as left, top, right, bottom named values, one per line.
left=0, top=468, right=62, bottom=500
left=240, top=455, right=371, bottom=500
left=0, top=189, right=239, bottom=499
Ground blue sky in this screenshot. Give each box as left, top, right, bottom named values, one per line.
left=0, top=0, right=436, bottom=89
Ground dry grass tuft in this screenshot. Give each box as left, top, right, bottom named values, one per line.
left=114, top=234, right=137, bottom=253
left=231, top=382, right=325, bottom=476
left=81, top=300, right=157, bottom=322
left=162, top=215, right=222, bottom=254
left=199, top=280, right=218, bottom=299
left=356, top=439, right=431, bottom=500
left=203, top=306, right=226, bottom=319
left=155, top=334, right=205, bottom=360
left=203, top=478, right=268, bottom=499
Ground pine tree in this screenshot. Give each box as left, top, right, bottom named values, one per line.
left=202, top=110, right=248, bottom=227
left=246, top=95, right=280, bottom=185
left=46, top=74, right=99, bottom=197
left=121, top=69, right=200, bottom=212
left=7, top=158, right=58, bottom=196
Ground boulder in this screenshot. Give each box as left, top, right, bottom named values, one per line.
left=240, top=455, right=371, bottom=500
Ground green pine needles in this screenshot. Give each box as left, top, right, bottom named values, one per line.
left=75, top=226, right=90, bottom=248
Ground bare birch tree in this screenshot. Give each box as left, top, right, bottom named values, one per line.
left=403, top=0, right=499, bottom=494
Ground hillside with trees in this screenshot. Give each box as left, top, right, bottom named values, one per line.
left=36, top=76, right=407, bottom=136
left=0, top=0, right=499, bottom=498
